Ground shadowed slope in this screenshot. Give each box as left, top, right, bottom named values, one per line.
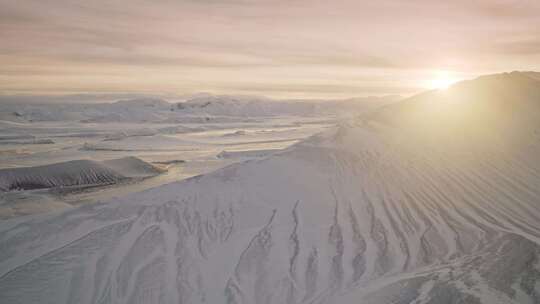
left=0, top=157, right=162, bottom=191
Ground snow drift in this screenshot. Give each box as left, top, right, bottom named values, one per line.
left=0, top=157, right=163, bottom=191
left=1, top=72, right=540, bottom=304
left=216, top=149, right=280, bottom=159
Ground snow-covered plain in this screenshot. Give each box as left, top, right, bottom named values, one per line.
left=2, top=73, right=540, bottom=303
left=0, top=94, right=385, bottom=218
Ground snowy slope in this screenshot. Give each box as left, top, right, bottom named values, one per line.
left=0, top=157, right=162, bottom=191
left=1, top=72, right=540, bottom=303
left=102, top=157, right=164, bottom=178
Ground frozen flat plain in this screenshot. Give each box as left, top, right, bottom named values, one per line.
left=0, top=116, right=334, bottom=218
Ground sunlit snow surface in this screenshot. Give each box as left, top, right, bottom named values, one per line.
left=1, top=75, right=540, bottom=303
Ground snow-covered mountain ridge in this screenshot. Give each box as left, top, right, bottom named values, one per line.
left=1, top=72, right=540, bottom=303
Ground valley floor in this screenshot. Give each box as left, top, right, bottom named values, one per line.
left=0, top=116, right=332, bottom=218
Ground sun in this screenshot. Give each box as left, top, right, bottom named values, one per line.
left=427, top=71, right=459, bottom=90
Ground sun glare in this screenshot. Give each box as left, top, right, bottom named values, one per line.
left=427, top=71, right=459, bottom=90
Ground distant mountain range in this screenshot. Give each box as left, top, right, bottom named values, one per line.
left=0, top=94, right=399, bottom=123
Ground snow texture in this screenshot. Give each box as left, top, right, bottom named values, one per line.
left=1, top=73, right=540, bottom=303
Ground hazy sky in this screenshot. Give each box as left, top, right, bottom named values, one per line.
left=1, top=0, right=540, bottom=99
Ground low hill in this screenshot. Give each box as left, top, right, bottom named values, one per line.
left=0, top=157, right=162, bottom=191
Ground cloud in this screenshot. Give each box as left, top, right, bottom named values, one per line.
left=493, top=38, right=540, bottom=55
left=0, top=0, right=539, bottom=98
